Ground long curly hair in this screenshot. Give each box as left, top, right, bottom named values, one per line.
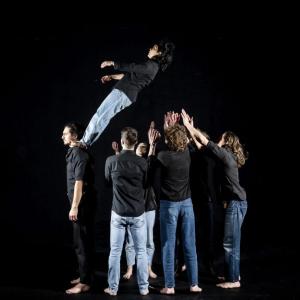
left=164, top=124, right=188, bottom=152
left=223, top=131, right=248, bottom=167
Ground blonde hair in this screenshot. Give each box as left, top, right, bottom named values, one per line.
left=164, top=124, right=188, bottom=152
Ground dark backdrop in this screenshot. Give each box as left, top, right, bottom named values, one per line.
left=0, top=22, right=293, bottom=285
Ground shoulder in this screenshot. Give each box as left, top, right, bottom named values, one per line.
left=146, top=59, right=160, bottom=70
left=136, top=155, right=148, bottom=167
left=73, top=147, right=89, bottom=161
left=106, top=155, right=116, bottom=164
left=157, top=150, right=170, bottom=162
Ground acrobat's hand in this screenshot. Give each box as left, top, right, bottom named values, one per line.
left=100, top=61, right=114, bottom=68
left=101, top=75, right=112, bottom=84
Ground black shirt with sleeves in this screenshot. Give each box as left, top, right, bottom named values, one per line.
left=206, top=141, right=246, bottom=201
left=105, top=150, right=147, bottom=217
left=154, top=148, right=191, bottom=202
left=65, top=146, right=95, bottom=204
left=113, top=59, right=160, bottom=102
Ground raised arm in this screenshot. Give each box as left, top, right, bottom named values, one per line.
left=148, top=122, right=160, bottom=156
left=181, top=109, right=209, bottom=146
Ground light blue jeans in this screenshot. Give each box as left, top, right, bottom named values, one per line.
left=223, top=200, right=247, bottom=282
left=160, top=198, right=198, bottom=288
left=81, top=89, right=132, bottom=146
left=125, top=210, right=156, bottom=267
left=108, top=211, right=148, bottom=294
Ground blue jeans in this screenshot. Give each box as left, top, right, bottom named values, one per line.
left=108, top=211, right=148, bottom=293
left=160, top=198, right=198, bottom=288
left=125, top=210, right=156, bottom=267
left=81, top=89, right=132, bottom=146
left=223, top=200, right=247, bottom=282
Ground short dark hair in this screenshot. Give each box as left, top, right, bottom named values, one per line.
left=121, top=127, right=138, bottom=147
left=64, top=122, right=84, bottom=140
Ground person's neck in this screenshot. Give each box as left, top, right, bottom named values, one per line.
left=122, top=146, right=135, bottom=151
left=69, top=141, right=78, bottom=147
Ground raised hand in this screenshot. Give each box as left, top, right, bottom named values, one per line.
left=100, top=61, right=114, bottom=68
left=164, top=111, right=180, bottom=129
left=150, top=121, right=155, bottom=129
left=148, top=127, right=160, bottom=145
left=101, top=75, right=112, bottom=84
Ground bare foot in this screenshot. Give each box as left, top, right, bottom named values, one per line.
left=70, top=277, right=80, bottom=285
left=148, top=266, right=157, bottom=279
left=216, top=281, right=241, bottom=289
left=104, top=287, right=117, bottom=296
left=218, top=276, right=241, bottom=282
left=123, top=266, right=133, bottom=280
left=160, top=287, right=175, bottom=294
left=65, top=283, right=90, bottom=294
left=190, top=285, right=202, bottom=292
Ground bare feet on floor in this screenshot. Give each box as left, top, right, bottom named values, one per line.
left=123, top=266, right=133, bottom=280
left=148, top=266, right=157, bottom=279
left=190, top=285, right=202, bottom=292
left=216, top=281, right=241, bottom=289
left=160, top=287, right=175, bottom=294
left=104, top=287, right=117, bottom=296
left=218, top=276, right=241, bottom=282
left=65, top=283, right=90, bottom=294
left=70, top=277, right=80, bottom=285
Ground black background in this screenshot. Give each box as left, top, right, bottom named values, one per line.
left=0, top=15, right=295, bottom=290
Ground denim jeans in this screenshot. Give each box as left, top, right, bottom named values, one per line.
left=223, top=200, right=247, bottom=282
left=160, top=198, right=198, bottom=288
left=108, top=211, right=148, bottom=293
left=81, top=89, right=132, bottom=146
left=125, top=210, right=156, bottom=267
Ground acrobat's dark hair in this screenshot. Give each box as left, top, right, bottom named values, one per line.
left=155, top=38, right=175, bottom=72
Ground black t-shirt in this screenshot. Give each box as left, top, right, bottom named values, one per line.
left=155, top=148, right=191, bottom=202
left=190, top=146, right=219, bottom=203
left=113, top=59, right=160, bottom=102
left=207, top=141, right=246, bottom=201
left=105, top=150, right=147, bottom=217
left=65, top=146, right=95, bottom=204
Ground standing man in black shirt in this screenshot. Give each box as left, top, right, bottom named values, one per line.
left=62, top=123, right=96, bottom=294
left=182, top=109, right=248, bottom=289
left=80, top=39, right=175, bottom=148
left=104, top=127, right=149, bottom=296
left=154, top=123, right=202, bottom=295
